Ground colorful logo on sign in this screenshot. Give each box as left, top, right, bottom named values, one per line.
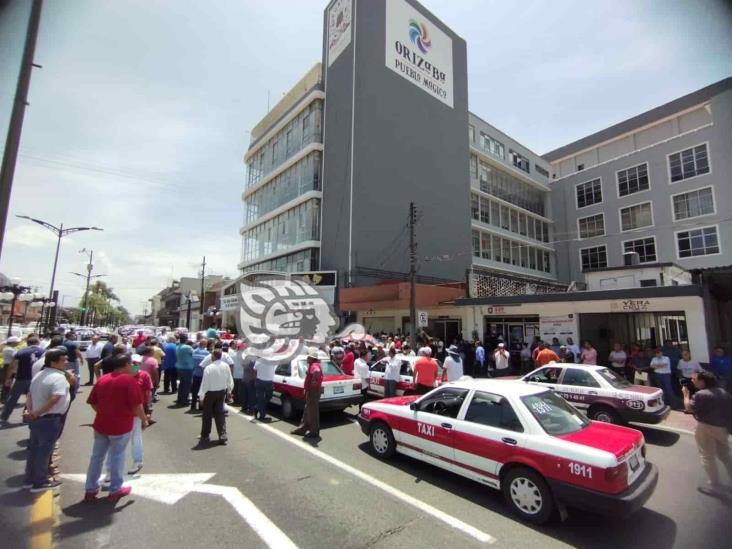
left=408, top=18, right=431, bottom=54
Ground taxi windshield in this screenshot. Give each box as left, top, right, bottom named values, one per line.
left=596, top=367, right=633, bottom=389
left=521, top=391, right=590, bottom=436
left=297, top=360, right=342, bottom=377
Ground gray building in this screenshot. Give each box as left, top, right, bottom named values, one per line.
left=545, top=78, right=732, bottom=283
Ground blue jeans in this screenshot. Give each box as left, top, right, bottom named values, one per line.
left=85, top=430, right=131, bottom=493
left=241, top=379, right=256, bottom=410
left=1, top=378, right=31, bottom=421
left=176, top=369, right=193, bottom=405
left=255, top=379, right=273, bottom=419
left=25, top=415, right=62, bottom=486
left=656, top=373, right=678, bottom=408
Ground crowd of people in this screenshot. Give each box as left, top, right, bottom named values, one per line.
left=0, top=325, right=730, bottom=501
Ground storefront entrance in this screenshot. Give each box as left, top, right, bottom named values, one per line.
left=580, top=311, right=688, bottom=361
left=403, top=317, right=462, bottom=345
left=484, top=316, right=540, bottom=369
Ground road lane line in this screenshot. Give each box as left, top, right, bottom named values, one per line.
left=193, top=483, right=298, bottom=549
left=229, top=407, right=496, bottom=544
left=29, top=490, right=54, bottom=549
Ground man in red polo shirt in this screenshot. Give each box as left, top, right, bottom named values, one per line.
left=83, top=354, right=148, bottom=503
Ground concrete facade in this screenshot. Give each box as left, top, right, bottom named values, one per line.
left=546, top=79, right=732, bottom=283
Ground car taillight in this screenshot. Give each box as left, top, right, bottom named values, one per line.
left=353, top=383, right=362, bottom=390
left=604, top=463, right=628, bottom=490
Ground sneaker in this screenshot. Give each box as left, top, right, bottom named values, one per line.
left=83, top=490, right=98, bottom=502
left=127, top=463, right=143, bottom=475
left=30, top=480, right=62, bottom=493
left=218, top=436, right=228, bottom=445
left=107, top=486, right=131, bottom=502
left=290, top=428, right=307, bottom=436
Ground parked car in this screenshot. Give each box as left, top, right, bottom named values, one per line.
left=519, top=364, right=670, bottom=425
left=271, top=351, right=364, bottom=419
left=357, top=379, right=657, bottom=524
left=367, top=355, right=443, bottom=397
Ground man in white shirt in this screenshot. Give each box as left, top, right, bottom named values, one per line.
left=650, top=348, right=678, bottom=409
left=608, top=343, right=627, bottom=377
left=442, top=345, right=463, bottom=382
left=353, top=350, right=370, bottom=410
left=24, top=347, right=70, bottom=492
left=84, top=336, right=105, bottom=386
left=197, top=349, right=234, bottom=445
left=253, top=357, right=277, bottom=421
left=493, top=343, right=510, bottom=377
left=384, top=348, right=401, bottom=398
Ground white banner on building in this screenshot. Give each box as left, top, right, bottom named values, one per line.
left=385, top=0, right=454, bottom=108
left=539, top=314, right=578, bottom=344
left=327, top=0, right=352, bottom=66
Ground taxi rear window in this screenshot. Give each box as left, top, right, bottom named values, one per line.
left=297, top=360, right=343, bottom=377
left=521, top=391, right=590, bottom=436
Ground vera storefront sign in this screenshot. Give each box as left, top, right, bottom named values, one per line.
left=327, top=0, right=352, bottom=66
left=385, top=0, right=454, bottom=108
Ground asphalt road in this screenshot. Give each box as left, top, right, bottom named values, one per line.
left=1, top=387, right=730, bottom=549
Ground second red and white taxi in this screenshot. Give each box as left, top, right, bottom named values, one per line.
left=358, top=379, right=657, bottom=524
left=271, top=351, right=363, bottom=419
left=367, top=355, right=444, bottom=397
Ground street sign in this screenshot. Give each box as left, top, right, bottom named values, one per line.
left=417, top=311, right=428, bottom=327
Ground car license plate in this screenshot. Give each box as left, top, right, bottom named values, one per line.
left=333, top=386, right=344, bottom=394
left=629, top=453, right=640, bottom=471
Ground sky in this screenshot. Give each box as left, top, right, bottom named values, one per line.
left=0, top=0, right=730, bottom=317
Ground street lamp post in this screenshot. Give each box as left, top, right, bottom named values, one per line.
left=72, top=248, right=106, bottom=326
left=16, top=216, right=102, bottom=331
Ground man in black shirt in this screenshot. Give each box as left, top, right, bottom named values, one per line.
left=99, top=344, right=127, bottom=376
left=683, top=370, right=732, bottom=497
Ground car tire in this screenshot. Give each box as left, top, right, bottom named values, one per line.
left=369, top=421, right=396, bottom=459
left=280, top=395, right=297, bottom=420
left=589, top=405, right=621, bottom=424
left=502, top=467, right=554, bottom=525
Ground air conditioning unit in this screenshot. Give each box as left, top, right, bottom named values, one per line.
left=623, top=252, right=640, bottom=266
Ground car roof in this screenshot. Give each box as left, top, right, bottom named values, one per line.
left=445, top=378, right=550, bottom=397
left=541, top=362, right=607, bottom=371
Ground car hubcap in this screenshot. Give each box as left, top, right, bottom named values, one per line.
left=596, top=411, right=613, bottom=423
left=510, top=477, right=542, bottom=515
left=372, top=428, right=389, bottom=453
left=282, top=400, right=291, bottom=416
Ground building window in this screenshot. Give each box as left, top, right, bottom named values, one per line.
left=480, top=233, right=491, bottom=259
left=470, top=154, right=478, bottom=179
left=480, top=132, right=505, bottom=159
left=580, top=246, right=607, bottom=271
left=640, top=279, right=657, bottom=287
left=578, top=214, right=605, bottom=239
left=677, top=226, right=720, bottom=258
left=479, top=197, right=490, bottom=224
left=469, top=125, right=475, bottom=143
left=535, top=164, right=549, bottom=178
left=669, top=144, right=710, bottom=182
left=509, top=149, right=530, bottom=173
left=617, top=163, right=649, bottom=197
left=576, top=178, right=602, bottom=209
left=472, top=231, right=480, bottom=257
left=620, top=202, right=653, bottom=232
left=672, top=187, right=715, bottom=221
left=623, top=237, right=657, bottom=263
left=471, top=194, right=479, bottom=221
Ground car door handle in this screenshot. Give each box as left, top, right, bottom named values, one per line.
left=502, top=437, right=517, bottom=445
left=441, top=422, right=453, bottom=429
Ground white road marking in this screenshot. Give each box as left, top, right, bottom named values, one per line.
left=229, top=406, right=496, bottom=544
left=61, top=473, right=298, bottom=549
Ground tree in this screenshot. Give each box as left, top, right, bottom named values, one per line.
left=78, top=281, right=127, bottom=327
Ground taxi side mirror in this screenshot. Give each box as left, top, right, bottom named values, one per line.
left=409, top=403, right=417, bottom=411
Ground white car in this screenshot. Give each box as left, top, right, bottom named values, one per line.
left=271, top=351, right=364, bottom=419
left=358, top=379, right=657, bottom=524
left=519, top=364, right=670, bottom=425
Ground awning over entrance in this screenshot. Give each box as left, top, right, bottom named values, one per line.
left=339, top=282, right=465, bottom=311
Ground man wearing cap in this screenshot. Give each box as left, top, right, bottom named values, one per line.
left=493, top=343, right=511, bottom=377
left=1, top=335, right=20, bottom=403
left=442, top=345, right=464, bottom=382
left=413, top=347, right=438, bottom=395
left=291, top=347, right=323, bottom=439
left=2, top=335, right=44, bottom=424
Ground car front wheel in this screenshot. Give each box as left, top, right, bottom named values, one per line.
left=369, top=421, right=396, bottom=459
left=502, top=467, right=554, bottom=524
left=281, top=395, right=297, bottom=420
left=589, top=405, right=621, bottom=424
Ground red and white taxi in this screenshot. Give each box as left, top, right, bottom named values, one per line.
left=520, top=364, right=670, bottom=425
left=367, top=355, right=444, bottom=397
left=358, top=379, right=657, bottom=524
left=271, top=351, right=363, bottom=419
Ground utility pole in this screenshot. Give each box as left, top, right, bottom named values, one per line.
left=0, top=0, right=43, bottom=259
left=199, top=256, right=206, bottom=315
left=408, top=202, right=417, bottom=349
left=72, top=249, right=106, bottom=326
